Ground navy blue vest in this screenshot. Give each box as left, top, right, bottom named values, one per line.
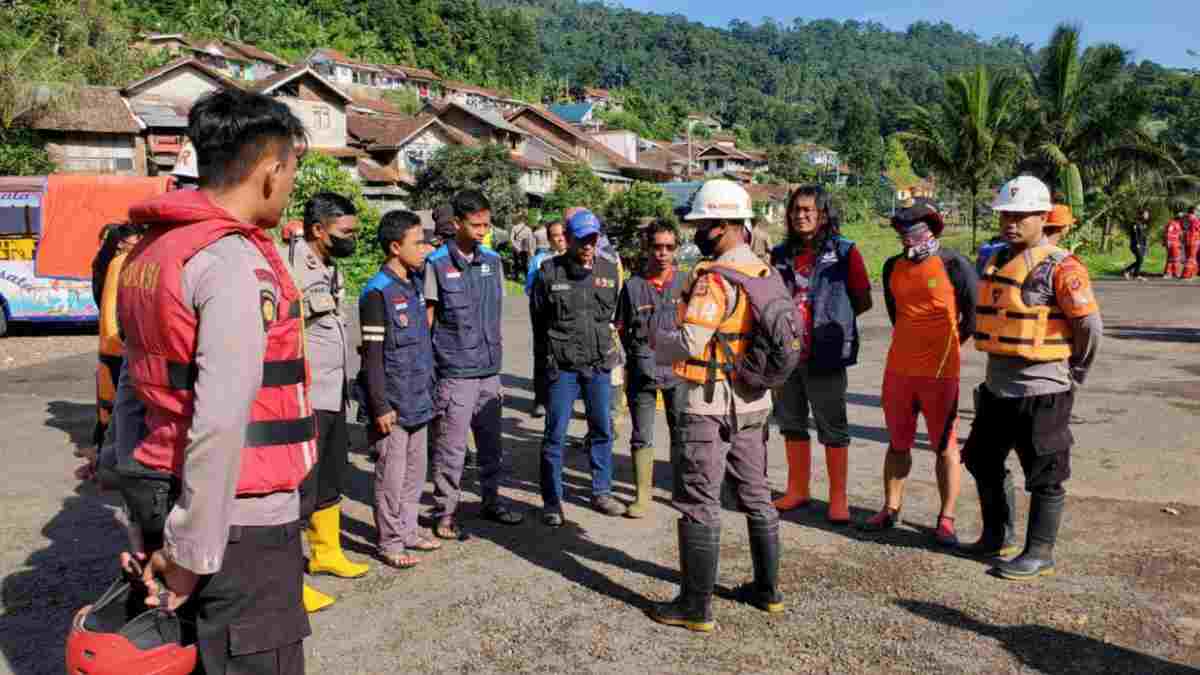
left=621, top=271, right=684, bottom=388
left=426, top=241, right=503, bottom=379
left=362, top=269, right=435, bottom=427
left=771, top=236, right=860, bottom=373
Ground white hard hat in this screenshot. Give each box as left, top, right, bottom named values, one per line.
left=685, top=179, right=755, bottom=222
left=171, top=139, right=199, bottom=179
left=992, top=176, right=1052, bottom=213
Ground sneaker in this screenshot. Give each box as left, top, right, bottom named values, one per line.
left=542, top=511, right=564, bottom=527
left=859, top=508, right=899, bottom=532
left=592, top=495, right=627, bottom=517
left=934, top=516, right=959, bottom=548
left=531, top=404, right=546, bottom=418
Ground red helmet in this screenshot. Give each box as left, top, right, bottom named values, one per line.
left=66, top=578, right=197, bottom=675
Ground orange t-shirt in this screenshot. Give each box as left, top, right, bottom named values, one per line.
left=885, top=256, right=961, bottom=378
left=1052, top=256, right=1099, bottom=319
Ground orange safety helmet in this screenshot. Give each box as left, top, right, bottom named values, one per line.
left=65, top=578, right=197, bottom=675
left=1045, top=204, right=1076, bottom=232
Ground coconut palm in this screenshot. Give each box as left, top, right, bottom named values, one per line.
left=898, top=64, right=1025, bottom=248
left=1020, top=23, right=1171, bottom=216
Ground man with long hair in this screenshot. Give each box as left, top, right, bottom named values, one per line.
left=769, top=184, right=873, bottom=524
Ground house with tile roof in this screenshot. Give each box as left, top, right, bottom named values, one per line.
left=306, top=48, right=398, bottom=89
left=348, top=113, right=477, bottom=183
left=696, top=143, right=768, bottom=180
left=548, top=102, right=598, bottom=129
left=138, top=34, right=289, bottom=81
left=24, top=86, right=147, bottom=175
left=249, top=64, right=354, bottom=152
left=383, top=64, right=445, bottom=101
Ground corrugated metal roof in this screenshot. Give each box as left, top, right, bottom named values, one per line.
left=660, top=182, right=705, bottom=210
left=548, top=102, right=594, bottom=124
left=130, top=101, right=189, bottom=128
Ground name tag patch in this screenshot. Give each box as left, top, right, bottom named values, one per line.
left=820, top=252, right=838, bottom=264
left=551, top=283, right=570, bottom=292
left=480, top=264, right=494, bottom=277
left=446, top=271, right=462, bottom=279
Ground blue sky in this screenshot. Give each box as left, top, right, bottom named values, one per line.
left=618, top=0, right=1197, bottom=68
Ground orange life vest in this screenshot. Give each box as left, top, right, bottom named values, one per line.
left=118, top=192, right=316, bottom=496
left=673, top=261, right=765, bottom=387
left=975, top=245, right=1072, bottom=362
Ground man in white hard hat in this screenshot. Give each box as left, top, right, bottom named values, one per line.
left=650, top=179, right=783, bottom=632
left=963, top=175, right=1102, bottom=581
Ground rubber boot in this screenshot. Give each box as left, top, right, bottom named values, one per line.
left=736, top=516, right=784, bottom=613
left=961, top=473, right=1020, bottom=558
left=994, top=491, right=1064, bottom=581
left=772, top=439, right=811, bottom=511
left=303, top=583, right=334, bottom=613
left=625, top=447, right=655, bottom=519
left=306, top=504, right=370, bottom=578
left=650, top=520, right=719, bottom=633
left=825, top=445, right=850, bottom=524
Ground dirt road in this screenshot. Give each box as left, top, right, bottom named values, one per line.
left=2, top=281, right=1198, bottom=674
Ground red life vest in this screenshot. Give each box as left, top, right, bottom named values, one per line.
left=118, top=191, right=316, bottom=496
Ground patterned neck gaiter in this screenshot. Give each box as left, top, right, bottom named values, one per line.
left=901, top=223, right=940, bottom=262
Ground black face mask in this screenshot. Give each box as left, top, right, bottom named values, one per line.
left=328, top=233, right=357, bottom=258
left=693, top=225, right=721, bottom=258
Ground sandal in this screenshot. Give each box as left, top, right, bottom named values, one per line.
left=408, top=538, right=442, bottom=552
left=433, top=517, right=467, bottom=541
left=379, top=551, right=420, bottom=569
left=481, top=503, right=525, bottom=525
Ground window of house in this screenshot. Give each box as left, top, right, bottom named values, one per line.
left=313, top=107, right=330, bottom=130
left=717, top=159, right=725, bottom=169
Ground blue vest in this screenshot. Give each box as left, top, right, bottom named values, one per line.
left=771, top=236, right=860, bottom=373
left=362, top=269, right=435, bottom=427
left=426, top=241, right=503, bottom=379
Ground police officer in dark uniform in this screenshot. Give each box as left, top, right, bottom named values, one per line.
left=532, top=210, right=627, bottom=524
left=615, top=220, right=686, bottom=519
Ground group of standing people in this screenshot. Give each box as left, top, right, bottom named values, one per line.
left=1161, top=207, right=1200, bottom=279
left=67, top=85, right=1101, bottom=673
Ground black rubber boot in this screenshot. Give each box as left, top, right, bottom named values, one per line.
left=650, top=520, right=719, bottom=633
left=994, top=490, right=1064, bottom=581
left=962, top=472, right=1020, bottom=558
left=735, top=516, right=784, bottom=613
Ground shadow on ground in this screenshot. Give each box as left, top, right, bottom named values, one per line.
left=0, top=491, right=126, bottom=675
left=897, top=600, right=1200, bottom=675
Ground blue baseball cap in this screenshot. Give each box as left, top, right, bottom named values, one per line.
left=567, top=210, right=601, bottom=240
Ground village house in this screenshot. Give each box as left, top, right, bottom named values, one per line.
left=121, top=57, right=241, bottom=174
left=26, top=86, right=147, bottom=176
left=745, top=183, right=793, bottom=224
left=686, top=112, right=722, bottom=134
left=696, top=141, right=768, bottom=181
left=138, top=34, right=289, bottom=81
left=548, top=102, right=600, bottom=132
left=348, top=113, right=477, bottom=182
left=384, top=65, right=444, bottom=101
left=575, top=87, right=620, bottom=112
left=246, top=65, right=359, bottom=174
left=306, top=48, right=395, bottom=90
left=431, top=102, right=526, bottom=154
left=441, top=81, right=523, bottom=113
left=505, top=105, right=644, bottom=192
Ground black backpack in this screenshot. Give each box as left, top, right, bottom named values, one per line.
left=700, top=264, right=804, bottom=399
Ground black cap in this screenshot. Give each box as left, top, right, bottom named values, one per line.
left=891, top=200, right=944, bottom=237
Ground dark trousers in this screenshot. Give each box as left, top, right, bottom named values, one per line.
left=964, top=386, right=1073, bottom=498
left=674, top=410, right=776, bottom=527
left=1122, top=240, right=1146, bottom=276
left=540, top=369, right=613, bottom=510
left=299, top=408, right=348, bottom=519
left=531, top=299, right=549, bottom=407
left=626, top=378, right=684, bottom=456
left=186, top=521, right=310, bottom=674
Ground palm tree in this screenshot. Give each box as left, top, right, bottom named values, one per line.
left=898, top=64, right=1025, bottom=248
left=1020, top=24, right=1171, bottom=218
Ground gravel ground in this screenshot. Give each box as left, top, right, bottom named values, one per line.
left=0, top=324, right=96, bottom=372
left=1, top=281, right=1199, bottom=674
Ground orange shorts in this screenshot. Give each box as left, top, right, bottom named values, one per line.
left=882, top=372, right=959, bottom=454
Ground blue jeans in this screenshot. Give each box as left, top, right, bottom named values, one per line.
left=540, top=368, right=614, bottom=511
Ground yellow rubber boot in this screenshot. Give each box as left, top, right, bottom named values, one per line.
left=306, top=504, right=370, bottom=578
left=303, top=584, right=334, bottom=613
left=625, top=448, right=655, bottom=519
left=772, top=439, right=811, bottom=511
